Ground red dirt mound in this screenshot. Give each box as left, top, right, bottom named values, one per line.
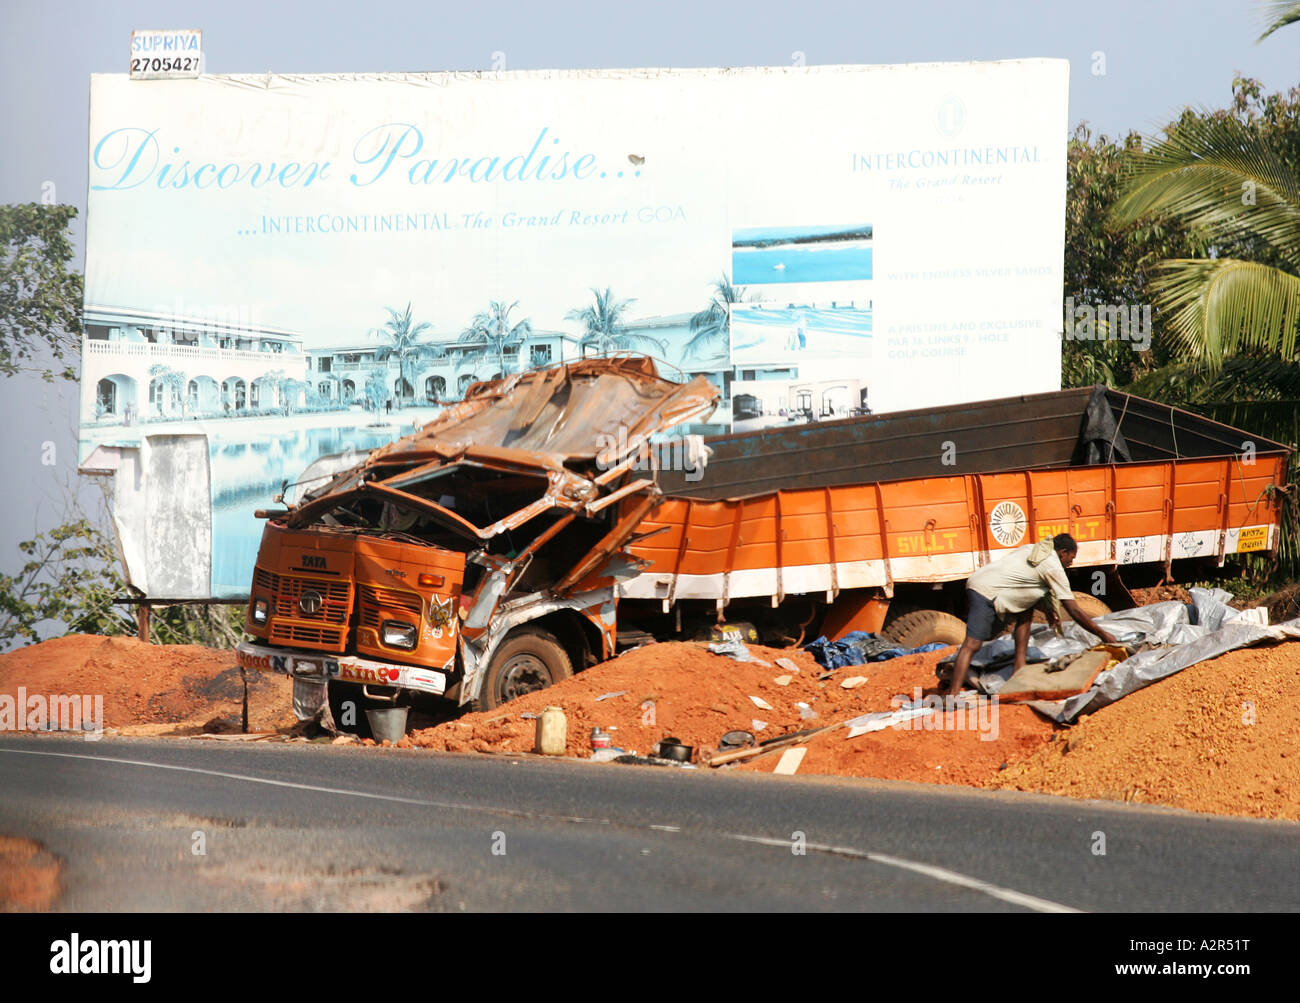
left=0, top=634, right=294, bottom=734
left=987, top=643, right=1300, bottom=819
left=406, top=641, right=965, bottom=757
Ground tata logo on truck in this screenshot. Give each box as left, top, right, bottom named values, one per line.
left=301, top=555, right=327, bottom=570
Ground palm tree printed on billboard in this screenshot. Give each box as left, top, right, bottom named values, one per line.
left=375, top=302, right=434, bottom=405
left=684, top=274, right=749, bottom=364
left=567, top=287, right=667, bottom=359
left=458, top=300, right=533, bottom=380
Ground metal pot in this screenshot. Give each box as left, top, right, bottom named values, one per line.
left=655, top=736, right=693, bottom=762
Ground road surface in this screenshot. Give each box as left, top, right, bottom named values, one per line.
left=1, top=734, right=1296, bottom=911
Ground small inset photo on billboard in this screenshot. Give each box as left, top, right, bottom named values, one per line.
left=729, top=372, right=871, bottom=435
left=731, top=224, right=873, bottom=285
left=729, top=301, right=872, bottom=365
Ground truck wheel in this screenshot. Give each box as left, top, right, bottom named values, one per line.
left=472, top=629, right=573, bottom=713
left=884, top=609, right=966, bottom=649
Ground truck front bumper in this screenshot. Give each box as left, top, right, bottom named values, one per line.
left=236, top=641, right=448, bottom=696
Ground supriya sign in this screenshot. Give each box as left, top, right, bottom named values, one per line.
left=129, top=30, right=202, bottom=80
left=78, top=61, right=1069, bottom=599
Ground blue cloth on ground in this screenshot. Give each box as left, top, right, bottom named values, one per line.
left=804, top=631, right=947, bottom=670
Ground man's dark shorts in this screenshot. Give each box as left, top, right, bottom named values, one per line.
left=964, top=589, right=1004, bottom=642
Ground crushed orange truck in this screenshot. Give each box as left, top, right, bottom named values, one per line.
left=234, top=356, right=1292, bottom=732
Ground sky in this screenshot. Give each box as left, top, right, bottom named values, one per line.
left=0, top=0, right=1296, bottom=585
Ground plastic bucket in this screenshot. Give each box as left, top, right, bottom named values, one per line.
left=364, top=705, right=409, bottom=744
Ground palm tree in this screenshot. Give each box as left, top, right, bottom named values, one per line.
left=458, top=300, right=533, bottom=375
left=376, top=303, right=433, bottom=406
left=1257, top=1, right=1300, bottom=40
left=565, top=287, right=665, bottom=358
left=1111, top=51, right=1300, bottom=579
left=684, top=274, right=748, bottom=363
left=1111, top=112, right=1300, bottom=369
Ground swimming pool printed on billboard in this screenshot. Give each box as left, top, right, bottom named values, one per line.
left=729, top=301, right=873, bottom=365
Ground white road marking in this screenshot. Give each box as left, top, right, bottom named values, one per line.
left=1, top=745, right=1080, bottom=911
left=0, top=747, right=611, bottom=826
left=726, top=833, right=1080, bottom=912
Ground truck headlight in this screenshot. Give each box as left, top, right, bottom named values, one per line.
left=382, top=620, right=418, bottom=650
left=252, top=599, right=269, bottom=624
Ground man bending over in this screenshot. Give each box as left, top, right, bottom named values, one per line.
left=946, top=533, right=1116, bottom=696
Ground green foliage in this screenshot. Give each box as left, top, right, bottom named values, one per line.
left=0, top=517, right=250, bottom=650
left=1062, top=125, right=1207, bottom=387
left=1066, top=74, right=1300, bottom=583
left=147, top=603, right=248, bottom=648
left=0, top=203, right=83, bottom=381
left=0, top=519, right=133, bottom=647
left=1129, top=355, right=1300, bottom=581
left=1111, top=80, right=1300, bottom=370
left=1256, top=0, right=1300, bottom=41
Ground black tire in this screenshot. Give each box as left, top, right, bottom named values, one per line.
left=471, top=628, right=573, bottom=712
left=883, top=609, right=966, bottom=648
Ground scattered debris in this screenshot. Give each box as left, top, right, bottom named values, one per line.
left=752, top=719, right=768, bottom=732
left=775, top=657, right=801, bottom=675
left=709, top=639, right=770, bottom=665
left=773, top=747, right=808, bottom=775
left=844, top=706, right=934, bottom=739
left=773, top=675, right=793, bottom=686
left=748, top=695, right=774, bottom=710
left=805, top=631, right=947, bottom=669
left=594, top=691, right=627, bottom=702
left=718, top=730, right=756, bottom=750
left=653, top=737, right=693, bottom=762
left=840, top=676, right=869, bottom=689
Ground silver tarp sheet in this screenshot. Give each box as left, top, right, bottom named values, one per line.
left=941, top=588, right=1300, bottom=723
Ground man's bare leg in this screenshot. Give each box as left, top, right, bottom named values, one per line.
left=1011, top=612, right=1033, bottom=671
left=946, top=636, right=983, bottom=697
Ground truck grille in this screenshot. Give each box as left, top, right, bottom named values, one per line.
left=254, top=567, right=350, bottom=624
left=270, top=622, right=345, bottom=647
left=358, top=584, right=423, bottom=628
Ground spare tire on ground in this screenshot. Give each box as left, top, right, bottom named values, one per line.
left=883, top=609, right=966, bottom=648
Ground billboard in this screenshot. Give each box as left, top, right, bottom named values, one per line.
left=79, top=60, right=1069, bottom=599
